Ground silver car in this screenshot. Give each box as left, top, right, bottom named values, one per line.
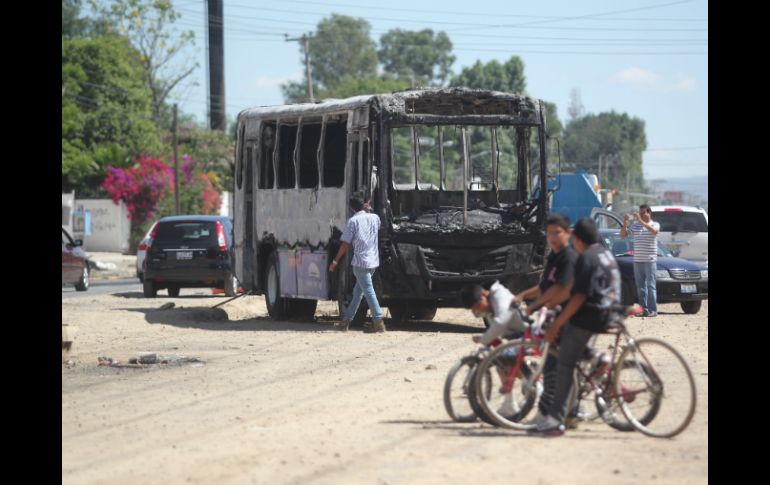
left=135, top=221, right=158, bottom=282
left=650, top=205, right=708, bottom=268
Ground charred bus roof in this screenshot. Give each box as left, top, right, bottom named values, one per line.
left=237, top=88, right=543, bottom=125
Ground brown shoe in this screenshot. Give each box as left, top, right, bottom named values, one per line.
left=333, top=320, right=351, bottom=332
left=363, top=318, right=386, bottom=333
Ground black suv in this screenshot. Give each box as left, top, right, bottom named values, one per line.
left=143, top=215, right=238, bottom=297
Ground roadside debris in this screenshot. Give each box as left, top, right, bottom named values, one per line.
left=159, top=302, right=175, bottom=310
left=97, top=355, right=205, bottom=368
left=425, top=364, right=437, bottom=370
left=138, top=353, right=159, bottom=364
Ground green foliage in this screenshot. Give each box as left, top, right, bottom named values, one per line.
left=562, top=111, right=648, bottom=192
left=62, top=35, right=160, bottom=195
left=378, top=29, right=455, bottom=85
left=283, top=75, right=410, bottom=104
left=172, top=123, right=235, bottom=193
left=62, top=0, right=88, bottom=37
left=449, top=56, right=526, bottom=94
left=310, top=14, right=379, bottom=89
left=543, top=102, right=563, bottom=139
left=88, top=0, right=198, bottom=127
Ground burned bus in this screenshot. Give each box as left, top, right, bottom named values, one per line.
left=233, top=88, right=550, bottom=322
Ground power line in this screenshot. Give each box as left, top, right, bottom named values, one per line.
left=453, top=48, right=706, bottom=55
left=228, top=0, right=705, bottom=22
left=645, top=145, right=707, bottom=151
left=445, top=0, right=697, bottom=32
left=177, top=4, right=706, bottom=33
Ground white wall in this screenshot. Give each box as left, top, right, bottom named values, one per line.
left=220, top=191, right=233, bottom=219
left=76, top=199, right=132, bottom=253
left=62, top=192, right=75, bottom=233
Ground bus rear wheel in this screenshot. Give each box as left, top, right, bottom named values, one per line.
left=265, top=252, right=289, bottom=319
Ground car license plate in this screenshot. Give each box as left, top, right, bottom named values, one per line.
left=176, top=251, right=193, bottom=260
left=681, top=284, right=696, bottom=293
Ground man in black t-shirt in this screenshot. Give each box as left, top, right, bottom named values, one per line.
left=513, top=214, right=577, bottom=419
left=530, top=218, right=621, bottom=436
left=514, top=214, right=577, bottom=315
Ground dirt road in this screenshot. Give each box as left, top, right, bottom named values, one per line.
left=62, top=290, right=707, bottom=485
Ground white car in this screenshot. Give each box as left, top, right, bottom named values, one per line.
left=135, top=221, right=158, bottom=282
left=650, top=205, right=708, bottom=268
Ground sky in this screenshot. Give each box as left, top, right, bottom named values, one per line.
left=162, top=0, right=708, bottom=183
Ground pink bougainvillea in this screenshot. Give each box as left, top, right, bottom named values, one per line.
left=103, top=154, right=221, bottom=224
left=103, top=156, right=173, bottom=223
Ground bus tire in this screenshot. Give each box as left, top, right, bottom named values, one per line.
left=289, top=298, right=318, bottom=320
left=412, top=304, right=437, bottom=321
left=265, top=252, right=290, bottom=319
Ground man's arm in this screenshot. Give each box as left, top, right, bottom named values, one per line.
left=638, top=217, right=659, bottom=235
left=329, top=242, right=349, bottom=272
left=513, top=284, right=541, bottom=305
left=620, top=213, right=630, bottom=238
left=527, top=282, right=573, bottom=314
left=544, top=293, right=587, bottom=343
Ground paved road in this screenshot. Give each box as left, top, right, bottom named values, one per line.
left=62, top=278, right=142, bottom=298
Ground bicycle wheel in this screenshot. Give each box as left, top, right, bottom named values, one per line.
left=614, top=337, right=696, bottom=438
left=443, top=355, right=489, bottom=422
left=466, top=362, right=497, bottom=426
left=473, top=339, right=543, bottom=430
left=594, top=358, right=660, bottom=432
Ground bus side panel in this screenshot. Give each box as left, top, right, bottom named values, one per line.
left=233, top=122, right=246, bottom=286
left=278, top=249, right=298, bottom=297
left=255, top=187, right=348, bottom=298
left=297, top=251, right=328, bottom=299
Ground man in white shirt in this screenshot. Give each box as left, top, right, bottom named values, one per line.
left=620, top=204, right=660, bottom=317
left=329, top=197, right=385, bottom=333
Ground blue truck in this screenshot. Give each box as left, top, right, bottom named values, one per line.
left=547, top=169, right=604, bottom=224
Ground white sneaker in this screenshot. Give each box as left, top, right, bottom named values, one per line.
left=497, top=392, right=515, bottom=415
left=527, top=410, right=565, bottom=435
left=530, top=409, right=547, bottom=426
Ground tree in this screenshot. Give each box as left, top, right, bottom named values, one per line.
left=62, top=35, right=161, bottom=195
left=63, top=0, right=89, bottom=38
left=172, top=122, right=235, bottom=194
left=378, top=29, right=455, bottom=86
left=89, top=0, right=198, bottom=127
left=562, top=111, right=648, bottom=192
left=449, top=56, right=561, bottom=138
left=450, top=56, right=526, bottom=94
left=282, top=14, right=378, bottom=101
left=543, top=102, right=563, bottom=139
left=311, top=14, right=378, bottom=87
left=282, top=74, right=410, bottom=104
left=102, top=155, right=173, bottom=225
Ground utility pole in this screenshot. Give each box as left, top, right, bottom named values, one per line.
left=207, top=0, right=226, bottom=131
left=285, top=33, right=315, bottom=103
left=173, top=104, right=180, bottom=215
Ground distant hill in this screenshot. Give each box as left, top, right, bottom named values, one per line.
left=648, top=176, right=708, bottom=203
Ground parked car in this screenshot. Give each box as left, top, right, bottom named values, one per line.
left=135, top=221, right=158, bottom=282
left=599, top=229, right=707, bottom=314
left=650, top=205, right=708, bottom=268
left=142, top=215, right=238, bottom=297
left=62, top=226, right=89, bottom=291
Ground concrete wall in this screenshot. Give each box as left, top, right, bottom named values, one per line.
left=76, top=199, right=132, bottom=253
left=220, top=191, right=233, bottom=219
left=62, top=192, right=75, bottom=233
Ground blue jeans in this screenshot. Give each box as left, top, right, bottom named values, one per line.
left=342, top=266, right=383, bottom=322
left=634, top=261, right=657, bottom=313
